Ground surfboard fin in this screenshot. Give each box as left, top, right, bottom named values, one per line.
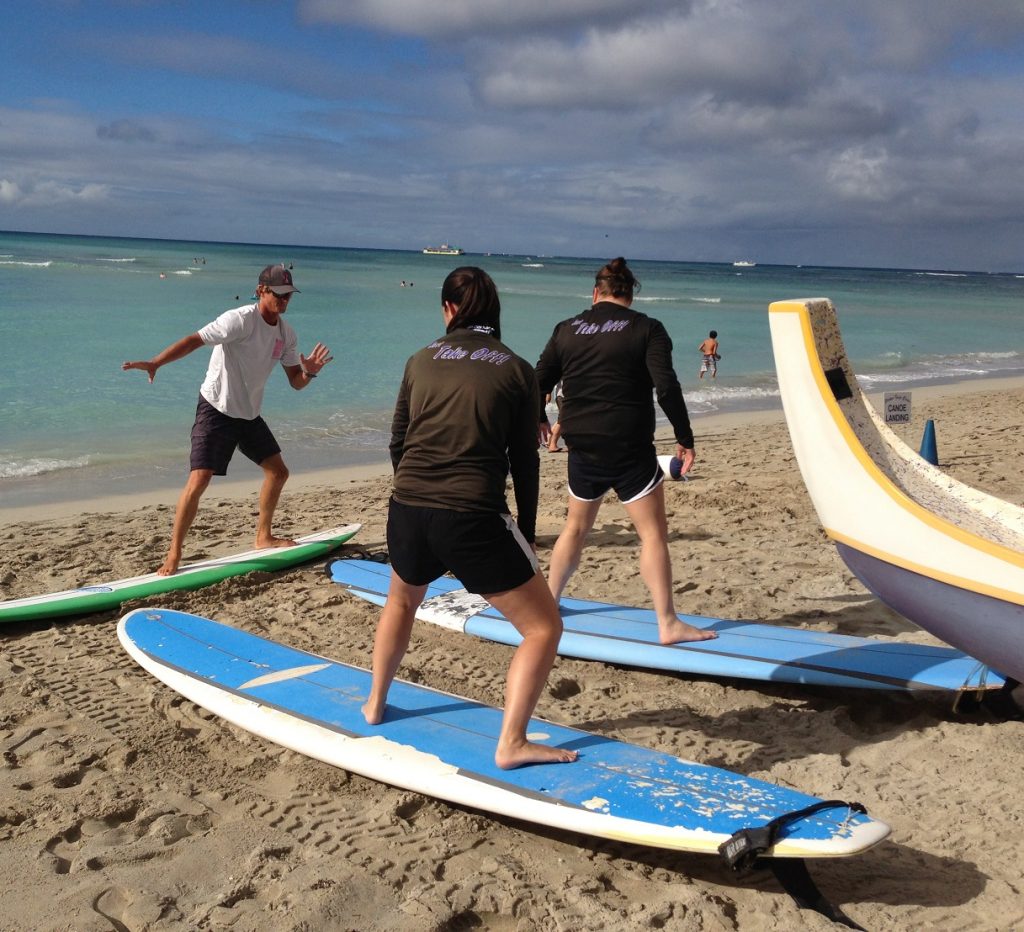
left=770, top=859, right=866, bottom=930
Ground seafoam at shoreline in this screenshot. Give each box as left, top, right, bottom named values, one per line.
left=3, top=373, right=1022, bottom=524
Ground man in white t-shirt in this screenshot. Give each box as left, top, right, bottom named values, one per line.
left=123, top=264, right=333, bottom=575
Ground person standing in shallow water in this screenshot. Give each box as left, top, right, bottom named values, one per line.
left=362, top=266, right=578, bottom=771
left=122, top=264, right=333, bottom=575
left=699, top=330, right=720, bottom=379
left=535, top=257, right=717, bottom=646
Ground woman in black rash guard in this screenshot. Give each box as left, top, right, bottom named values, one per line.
left=362, top=267, right=578, bottom=770
left=535, top=257, right=717, bottom=646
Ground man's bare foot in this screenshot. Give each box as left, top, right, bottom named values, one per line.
left=495, top=739, right=579, bottom=770
left=547, top=447, right=565, bottom=453
left=362, top=699, right=385, bottom=725
left=255, top=535, right=296, bottom=550
left=157, top=554, right=181, bottom=576
left=659, top=617, right=718, bottom=645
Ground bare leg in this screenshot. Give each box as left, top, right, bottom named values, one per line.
left=160, top=469, right=213, bottom=575
left=623, top=485, right=717, bottom=645
left=484, top=572, right=578, bottom=769
left=362, top=572, right=428, bottom=725
left=547, top=421, right=564, bottom=452
left=546, top=496, right=603, bottom=603
left=255, top=453, right=294, bottom=549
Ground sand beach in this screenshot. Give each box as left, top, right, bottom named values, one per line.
left=1, top=377, right=1022, bottom=931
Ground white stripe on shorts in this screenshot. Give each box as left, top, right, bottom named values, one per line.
left=503, top=513, right=539, bottom=572
left=620, top=467, right=664, bottom=505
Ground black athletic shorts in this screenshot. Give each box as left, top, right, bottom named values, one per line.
left=567, top=447, right=663, bottom=504
left=387, top=497, right=538, bottom=595
left=189, top=396, right=281, bottom=475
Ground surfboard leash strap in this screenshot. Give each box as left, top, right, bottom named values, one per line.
left=717, top=799, right=868, bottom=873
left=325, top=548, right=391, bottom=570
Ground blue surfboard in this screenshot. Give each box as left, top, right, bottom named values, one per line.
left=329, top=558, right=1002, bottom=692
left=118, top=608, right=889, bottom=860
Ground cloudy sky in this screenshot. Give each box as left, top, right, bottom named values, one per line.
left=4, top=1, right=1024, bottom=270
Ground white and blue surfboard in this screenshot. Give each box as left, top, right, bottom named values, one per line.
left=118, top=608, right=889, bottom=860
left=329, top=558, right=1003, bottom=693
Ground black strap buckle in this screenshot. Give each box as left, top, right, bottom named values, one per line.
left=718, top=800, right=867, bottom=873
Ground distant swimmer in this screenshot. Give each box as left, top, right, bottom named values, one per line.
left=698, top=330, right=719, bottom=379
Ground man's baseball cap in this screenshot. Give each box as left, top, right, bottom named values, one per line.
left=258, top=264, right=300, bottom=295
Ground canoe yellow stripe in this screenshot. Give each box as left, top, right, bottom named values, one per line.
left=769, top=301, right=1024, bottom=577
left=826, top=528, right=1024, bottom=607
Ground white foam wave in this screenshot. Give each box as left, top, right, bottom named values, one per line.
left=0, top=259, right=52, bottom=267
left=278, top=411, right=393, bottom=451
left=97, top=257, right=137, bottom=263
left=0, top=455, right=91, bottom=479
left=857, top=367, right=988, bottom=387
left=172, top=269, right=193, bottom=275
left=854, top=348, right=1024, bottom=388
left=681, top=384, right=780, bottom=415
left=630, top=295, right=722, bottom=305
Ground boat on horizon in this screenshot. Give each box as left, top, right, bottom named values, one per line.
left=423, top=243, right=465, bottom=256
left=733, top=260, right=756, bottom=268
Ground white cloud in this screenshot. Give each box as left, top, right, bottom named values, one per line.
left=0, top=180, right=23, bottom=203
left=0, top=177, right=109, bottom=207
left=299, top=0, right=683, bottom=37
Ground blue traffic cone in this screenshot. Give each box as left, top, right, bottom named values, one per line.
left=919, top=419, right=938, bottom=466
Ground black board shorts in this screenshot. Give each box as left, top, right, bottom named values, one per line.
left=387, top=498, right=538, bottom=595
left=567, top=448, right=663, bottom=504
left=189, top=396, right=281, bottom=475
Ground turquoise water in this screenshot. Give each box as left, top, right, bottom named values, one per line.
left=2, top=230, right=1022, bottom=506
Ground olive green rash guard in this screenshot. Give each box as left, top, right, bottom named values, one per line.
left=389, top=327, right=541, bottom=543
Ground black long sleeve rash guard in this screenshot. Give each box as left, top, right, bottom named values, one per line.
left=534, top=301, right=694, bottom=467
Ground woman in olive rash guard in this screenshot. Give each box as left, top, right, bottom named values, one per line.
left=536, top=257, right=717, bottom=646
left=362, top=267, right=577, bottom=770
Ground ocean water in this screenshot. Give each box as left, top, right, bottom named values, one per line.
left=2, top=230, right=1022, bottom=507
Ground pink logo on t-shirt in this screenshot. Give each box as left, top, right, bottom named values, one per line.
left=272, top=338, right=284, bottom=360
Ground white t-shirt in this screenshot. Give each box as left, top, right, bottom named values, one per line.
left=198, top=304, right=299, bottom=420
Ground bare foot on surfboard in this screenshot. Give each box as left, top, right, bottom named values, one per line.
left=362, top=699, right=385, bottom=725
left=255, top=535, right=296, bottom=550
left=495, top=739, right=578, bottom=770
left=659, top=617, right=718, bottom=645
left=157, top=552, right=182, bottom=576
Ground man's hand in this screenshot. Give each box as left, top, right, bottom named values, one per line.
left=300, top=341, right=334, bottom=376
left=122, top=359, right=159, bottom=383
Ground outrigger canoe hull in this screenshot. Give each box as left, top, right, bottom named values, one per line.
left=768, top=298, right=1024, bottom=683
